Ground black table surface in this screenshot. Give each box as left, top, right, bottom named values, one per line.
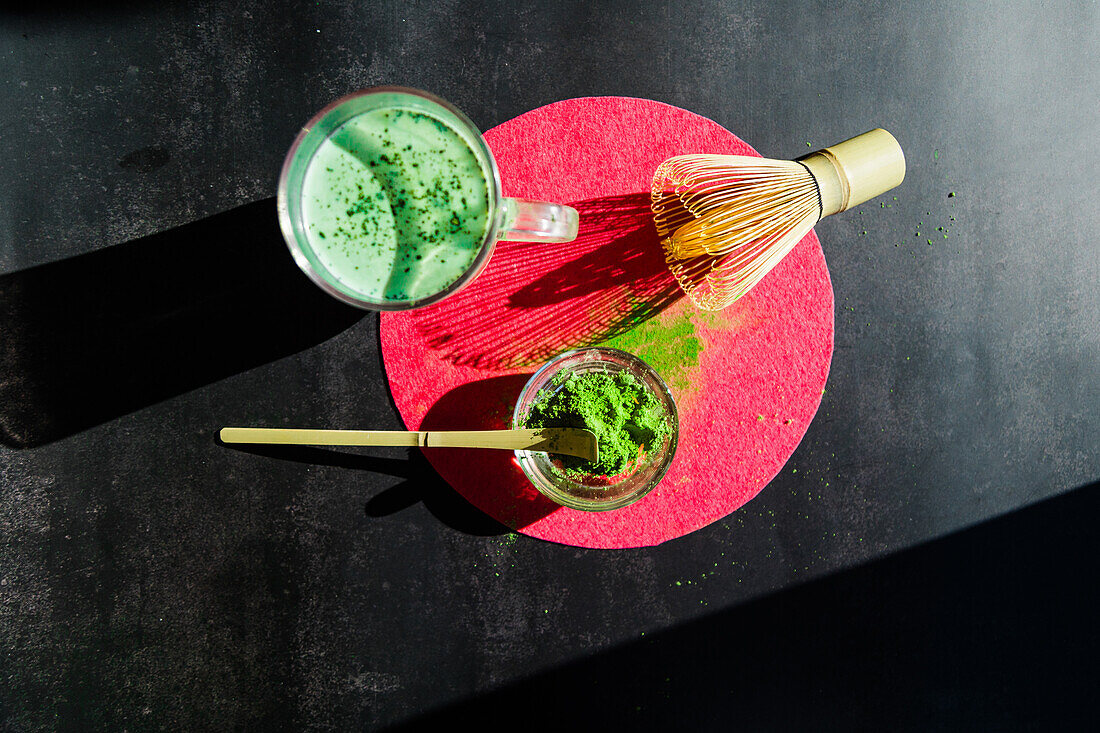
left=2, top=1, right=1098, bottom=730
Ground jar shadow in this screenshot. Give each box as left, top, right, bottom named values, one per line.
left=415, top=373, right=561, bottom=530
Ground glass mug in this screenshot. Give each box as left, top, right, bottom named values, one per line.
left=277, top=86, right=579, bottom=310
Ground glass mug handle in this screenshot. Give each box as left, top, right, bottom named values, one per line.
left=498, top=198, right=579, bottom=243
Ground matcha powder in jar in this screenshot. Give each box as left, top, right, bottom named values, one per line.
left=523, top=369, right=671, bottom=480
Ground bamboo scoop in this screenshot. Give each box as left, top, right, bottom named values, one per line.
left=219, top=427, right=598, bottom=462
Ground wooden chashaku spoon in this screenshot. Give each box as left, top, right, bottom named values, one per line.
left=219, top=427, right=598, bottom=462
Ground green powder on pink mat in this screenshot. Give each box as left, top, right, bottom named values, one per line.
left=522, top=369, right=671, bottom=478
left=600, top=312, right=702, bottom=393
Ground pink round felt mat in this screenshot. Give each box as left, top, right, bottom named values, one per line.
left=380, top=97, right=834, bottom=548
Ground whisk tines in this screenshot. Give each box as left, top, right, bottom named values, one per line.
left=651, top=129, right=905, bottom=310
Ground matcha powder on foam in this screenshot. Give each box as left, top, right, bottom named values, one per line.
left=523, top=370, right=671, bottom=478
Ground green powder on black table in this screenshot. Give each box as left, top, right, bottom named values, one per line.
left=523, top=369, right=670, bottom=478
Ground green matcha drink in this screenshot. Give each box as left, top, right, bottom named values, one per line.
left=298, top=106, right=491, bottom=303
left=280, top=87, right=579, bottom=310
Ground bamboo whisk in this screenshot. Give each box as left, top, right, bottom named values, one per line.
left=651, top=129, right=905, bottom=310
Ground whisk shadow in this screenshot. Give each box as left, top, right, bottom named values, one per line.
left=409, top=193, right=684, bottom=370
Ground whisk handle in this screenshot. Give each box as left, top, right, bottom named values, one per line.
left=498, top=198, right=579, bottom=243
left=800, top=128, right=906, bottom=216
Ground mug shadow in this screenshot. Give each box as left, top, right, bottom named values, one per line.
left=0, top=198, right=365, bottom=448
left=408, top=192, right=684, bottom=370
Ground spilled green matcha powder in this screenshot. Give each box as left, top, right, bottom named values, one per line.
left=523, top=370, right=670, bottom=478
left=600, top=313, right=702, bottom=393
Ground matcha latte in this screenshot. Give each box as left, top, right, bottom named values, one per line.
left=279, top=87, right=579, bottom=309
left=297, top=106, right=491, bottom=303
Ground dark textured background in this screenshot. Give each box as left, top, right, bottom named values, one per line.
left=1, top=1, right=1098, bottom=730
